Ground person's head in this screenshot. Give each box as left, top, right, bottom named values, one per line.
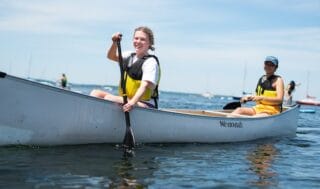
left=264, top=56, right=278, bottom=75
left=289, top=80, right=295, bottom=87
left=288, top=80, right=296, bottom=94
left=133, top=26, right=155, bottom=56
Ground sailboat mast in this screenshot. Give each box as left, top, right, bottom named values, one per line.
left=306, top=71, right=309, bottom=97
left=242, top=63, right=247, bottom=95
left=27, top=54, right=32, bottom=79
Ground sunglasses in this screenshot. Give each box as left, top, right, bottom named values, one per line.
left=264, top=62, right=276, bottom=67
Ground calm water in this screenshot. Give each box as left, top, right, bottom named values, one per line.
left=1, top=84, right=320, bottom=188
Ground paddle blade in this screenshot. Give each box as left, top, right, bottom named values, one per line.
left=123, top=126, right=135, bottom=157
left=223, top=101, right=241, bottom=110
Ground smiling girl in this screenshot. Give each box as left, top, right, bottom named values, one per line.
left=91, top=26, right=160, bottom=112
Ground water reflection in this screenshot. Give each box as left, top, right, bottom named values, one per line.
left=247, top=144, right=278, bottom=187
left=108, top=145, right=160, bottom=188
left=109, top=158, right=144, bottom=189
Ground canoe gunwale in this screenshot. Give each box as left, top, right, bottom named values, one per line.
left=4, top=73, right=300, bottom=120
left=4, top=74, right=115, bottom=104
left=159, top=105, right=300, bottom=120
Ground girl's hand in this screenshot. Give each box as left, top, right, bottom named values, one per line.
left=123, top=101, right=135, bottom=112
left=112, top=32, right=122, bottom=42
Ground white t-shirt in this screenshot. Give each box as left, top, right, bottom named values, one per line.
left=122, top=51, right=160, bottom=89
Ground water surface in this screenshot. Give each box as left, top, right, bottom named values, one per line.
left=0, top=85, right=319, bottom=188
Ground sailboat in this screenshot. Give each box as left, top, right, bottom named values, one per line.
left=296, top=72, right=320, bottom=106
left=201, top=73, right=214, bottom=99
left=201, top=91, right=214, bottom=99
left=232, top=63, right=251, bottom=100
left=297, top=96, right=320, bottom=106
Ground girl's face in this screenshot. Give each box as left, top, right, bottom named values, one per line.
left=133, top=31, right=150, bottom=56
left=264, top=62, right=277, bottom=75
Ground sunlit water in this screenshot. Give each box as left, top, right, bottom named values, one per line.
left=0, top=84, right=319, bottom=188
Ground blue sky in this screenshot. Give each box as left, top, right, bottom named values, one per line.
left=0, top=0, right=319, bottom=100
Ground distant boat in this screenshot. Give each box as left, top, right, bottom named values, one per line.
left=103, top=86, right=113, bottom=91
left=201, top=92, right=214, bottom=99
left=296, top=98, right=320, bottom=106
left=296, top=72, right=320, bottom=106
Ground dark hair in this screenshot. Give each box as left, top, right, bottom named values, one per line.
left=288, top=80, right=296, bottom=95
left=134, top=26, right=155, bottom=51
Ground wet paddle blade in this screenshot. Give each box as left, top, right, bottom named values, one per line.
left=123, top=126, right=135, bottom=157
left=223, top=101, right=241, bottom=110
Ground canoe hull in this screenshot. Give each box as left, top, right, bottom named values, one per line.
left=0, top=73, right=299, bottom=146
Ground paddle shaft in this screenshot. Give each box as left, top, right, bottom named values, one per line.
left=116, top=37, right=135, bottom=153
left=116, top=39, right=130, bottom=124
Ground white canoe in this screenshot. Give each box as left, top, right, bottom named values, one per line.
left=0, top=72, right=299, bottom=146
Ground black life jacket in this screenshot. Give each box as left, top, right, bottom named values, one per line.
left=255, top=74, right=283, bottom=111
left=122, top=53, right=160, bottom=108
